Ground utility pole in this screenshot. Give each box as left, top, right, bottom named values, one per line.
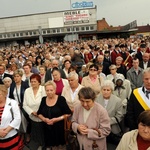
left=69, top=0, right=74, bottom=41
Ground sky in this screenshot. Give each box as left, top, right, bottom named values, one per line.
left=0, top=0, right=150, bottom=26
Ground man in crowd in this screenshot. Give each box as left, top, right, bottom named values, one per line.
left=0, top=64, right=13, bottom=84
left=125, top=67, right=150, bottom=130
left=127, top=57, right=143, bottom=90
left=45, top=59, right=66, bottom=82
left=139, top=52, right=150, bottom=69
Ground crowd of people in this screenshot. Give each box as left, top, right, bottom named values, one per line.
left=0, top=36, right=150, bottom=150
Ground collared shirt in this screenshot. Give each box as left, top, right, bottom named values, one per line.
left=70, top=85, right=80, bottom=103
left=0, top=73, right=4, bottom=79
left=104, top=99, right=109, bottom=108
left=143, top=61, right=148, bottom=69
left=144, top=87, right=150, bottom=100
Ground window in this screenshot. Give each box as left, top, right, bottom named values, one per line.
left=86, top=26, right=89, bottom=30
left=33, top=31, right=36, bottom=35
left=29, top=32, right=32, bottom=35
left=47, top=30, right=50, bottom=34
left=20, top=33, right=23, bottom=36
left=81, top=27, right=85, bottom=31
left=43, top=30, right=46, bottom=34
left=76, top=27, right=79, bottom=31
left=90, top=26, right=94, bottom=30
left=52, top=29, right=56, bottom=33
left=16, top=33, right=19, bottom=36
left=67, top=28, right=71, bottom=32
left=57, top=29, right=60, bottom=33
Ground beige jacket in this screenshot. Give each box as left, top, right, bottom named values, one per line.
left=116, top=129, right=150, bottom=150
left=61, top=84, right=83, bottom=110
left=72, top=102, right=111, bottom=150
left=81, top=75, right=103, bottom=95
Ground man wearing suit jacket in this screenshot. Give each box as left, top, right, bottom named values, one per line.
left=135, top=43, right=146, bottom=61
left=139, top=52, right=150, bottom=69
left=95, top=55, right=110, bottom=75
left=45, top=59, right=66, bottom=83
left=125, top=67, right=150, bottom=130
left=111, top=44, right=121, bottom=64
left=0, top=64, right=13, bottom=84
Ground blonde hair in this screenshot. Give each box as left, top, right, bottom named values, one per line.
left=44, top=80, right=56, bottom=90
left=0, top=85, right=8, bottom=96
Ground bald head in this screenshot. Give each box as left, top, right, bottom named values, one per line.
left=52, top=59, right=59, bottom=68
left=97, top=55, right=104, bottom=63
left=143, top=53, right=150, bottom=62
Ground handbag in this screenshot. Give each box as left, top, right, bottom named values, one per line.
left=64, top=115, right=80, bottom=150
left=107, top=117, right=124, bottom=145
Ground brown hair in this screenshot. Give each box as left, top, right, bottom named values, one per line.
left=138, top=110, right=150, bottom=126
left=78, top=87, right=96, bottom=101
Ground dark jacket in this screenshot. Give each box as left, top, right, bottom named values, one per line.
left=139, top=61, right=150, bottom=69
left=9, top=81, right=29, bottom=108
left=45, top=68, right=66, bottom=83
left=0, top=73, right=13, bottom=84
left=125, top=88, right=145, bottom=130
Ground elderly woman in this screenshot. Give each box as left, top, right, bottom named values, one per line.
left=3, top=77, right=12, bottom=97
left=0, top=85, right=22, bottom=149
left=37, top=81, right=72, bottom=150
left=81, top=64, right=103, bottom=95
left=106, top=65, right=118, bottom=81
left=72, top=87, right=111, bottom=150
left=96, top=80, right=124, bottom=134
left=113, top=74, right=131, bottom=115
left=52, top=67, right=69, bottom=95
left=23, top=74, right=46, bottom=149
left=116, top=110, right=150, bottom=150
left=61, top=72, right=83, bottom=111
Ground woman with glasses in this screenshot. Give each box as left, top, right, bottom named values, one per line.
left=81, top=64, right=103, bottom=95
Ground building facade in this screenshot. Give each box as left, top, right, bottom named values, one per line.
left=0, top=6, right=97, bottom=44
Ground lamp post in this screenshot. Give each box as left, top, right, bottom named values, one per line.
left=69, top=0, right=74, bottom=41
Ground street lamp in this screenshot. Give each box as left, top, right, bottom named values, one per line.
left=69, top=0, right=74, bottom=41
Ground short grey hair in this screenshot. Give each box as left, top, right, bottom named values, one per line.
left=101, top=80, right=114, bottom=91
left=68, top=72, right=78, bottom=80
left=3, top=77, right=12, bottom=83
left=143, top=67, right=150, bottom=75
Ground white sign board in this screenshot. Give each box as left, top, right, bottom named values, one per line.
left=63, top=10, right=89, bottom=25
left=48, top=17, right=64, bottom=28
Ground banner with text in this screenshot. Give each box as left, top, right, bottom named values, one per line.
left=63, top=10, right=89, bottom=25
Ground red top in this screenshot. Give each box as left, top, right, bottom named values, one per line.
left=0, top=106, right=4, bottom=124
left=137, top=134, right=150, bottom=150
left=54, top=78, right=64, bottom=95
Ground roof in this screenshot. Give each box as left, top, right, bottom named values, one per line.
left=137, top=25, right=150, bottom=33
left=97, top=18, right=110, bottom=31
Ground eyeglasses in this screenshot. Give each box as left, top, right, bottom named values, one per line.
left=89, top=68, right=98, bottom=71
